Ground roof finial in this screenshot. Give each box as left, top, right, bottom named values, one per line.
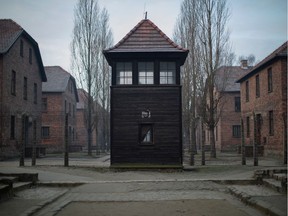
left=145, top=11, right=147, bottom=20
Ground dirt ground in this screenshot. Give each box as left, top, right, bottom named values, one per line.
left=56, top=200, right=254, bottom=216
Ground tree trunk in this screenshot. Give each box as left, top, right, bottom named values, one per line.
left=201, top=120, right=206, bottom=165
left=209, top=127, right=216, bottom=158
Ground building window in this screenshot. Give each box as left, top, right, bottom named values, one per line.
left=11, top=70, right=16, bottom=95
left=69, top=103, right=71, bottom=116
left=256, top=75, right=260, bottom=98
left=73, top=105, right=75, bottom=117
left=29, top=48, right=32, bottom=64
left=23, top=77, right=27, bottom=100
left=42, top=98, right=47, bottom=111
left=138, top=62, right=154, bottom=84
left=139, top=124, right=154, bottom=144
left=65, top=100, right=67, bottom=114
left=160, top=62, right=176, bottom=84
left=245, top=81, right=249, bottom=102
left=10, top=115, right=15, bottom=140
left=235, top=97, right=241, bottom=112
left=116, top=62, right=132, bottom=85
left=268, top=68, right=273, bottom=93
left=34, top=83, right=37, bottom=104
left=269, top=110, right=274, bottom=136
left=20, top=40, right=24, bottom=57
left=232, top=125, right=241, bottom=138
left=41, top=127, right=50, bottom=138
left=246, top=116, right=250, bottom=138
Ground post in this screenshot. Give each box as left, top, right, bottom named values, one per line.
left=32, top=140, right=36, bottom=166
left=253, top=112, right=258, bottom=166
left=241, top=118, right=246, bottom=165
left=190, top=127, right=195, bottom=166
left=64, top=114, right=69, bottom=167
left=19, top=115, right=26, bottom=166
left=201, top=120, right=205, bottom=165
left=32, top=120, right=36, bottom=166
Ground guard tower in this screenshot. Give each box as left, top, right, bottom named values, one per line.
left=103, top=18, right=188, bottom=168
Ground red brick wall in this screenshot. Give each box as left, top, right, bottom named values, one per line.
left=216, top=92, right=241, bottom=151
left=0, top=36, right=43, bottom=159
left=41, top=81, right=78, bottom=153
left=240, top=58, right=287, bottom=157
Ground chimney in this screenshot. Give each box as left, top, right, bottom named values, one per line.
left=241, top=59, right=248, bottom=69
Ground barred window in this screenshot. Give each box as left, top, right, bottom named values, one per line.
left=23, top=77, right=27, bottom=100
left=232, top=125, right=241, bottom=138
left=245, top=81, right=249, bottom=102
left=256, top=75, right=260, bottom=98
left=269, top=110, right=274, bottom=136
left=235, top=97, right=241, bottom=112
left=11, top=70, right=16, bottom=95
left=268, top=68, right=273, bottom=93
left=42, top=98, right=47, bottom=111
left=41, top=127, right=50, bottom=138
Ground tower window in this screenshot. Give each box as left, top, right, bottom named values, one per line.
left=138, top=62, right=154, bottom=84
left=160, top=62, right=176, bottom=84
left=116, top=62, right=132, bottom=85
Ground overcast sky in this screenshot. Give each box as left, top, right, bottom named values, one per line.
left=0, top=0, right=286, bottom=71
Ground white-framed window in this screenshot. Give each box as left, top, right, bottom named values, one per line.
left=138, top=62, right=154, bottom=84
left=116, top=62, right=132, bottom=85
left=160, top=62, right=176, bottom=84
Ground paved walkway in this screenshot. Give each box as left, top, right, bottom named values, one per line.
left=0, top=153, right=286, bottom=216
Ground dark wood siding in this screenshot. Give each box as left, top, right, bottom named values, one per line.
left=111, top=86, right=182, bottom=165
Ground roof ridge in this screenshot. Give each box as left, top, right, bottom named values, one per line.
left=105, top=19, right=188, bottom=52
left=252, top=41, right=287, bottom=70
left=236, top=41, right=287, bottom=83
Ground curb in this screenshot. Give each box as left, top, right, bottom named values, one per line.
left=19, top=189, right=68, bottom=216
left=228, top=187, right=285, bottom=216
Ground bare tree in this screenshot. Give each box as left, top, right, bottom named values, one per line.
left=197, top=0, right=231, bottom=158
left=174, top=0, right=203, bottom=165
left=95, top=8, right=113, bottom=153
left=71, top=0, right=113, bottom=155
left=174, top=0, right=232, bottom=160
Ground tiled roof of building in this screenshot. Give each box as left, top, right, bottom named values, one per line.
left=0, top=19, right=22, bottom=53
left=0, top=19, right=47, bottom=81
left=237, top=41, right=287, bottom=83
left=43, top=66, right=79, bottom=101
left=215, top=66, right=251, bottom=92
left=104, top=19, right=188, bottom=53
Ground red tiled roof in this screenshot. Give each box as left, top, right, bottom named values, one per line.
left=104, top=19, right=188, bottom=53
left=237, top=41, right=287, bottom=83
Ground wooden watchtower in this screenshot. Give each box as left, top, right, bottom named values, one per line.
left=103, top=18, right=188, bottom=168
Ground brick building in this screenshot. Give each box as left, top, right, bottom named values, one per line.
left=41, top=66, right=78, bottom=153
left=211, top=61, right=250, bottom=152
left=75, top=88, right=96, bottom=151
left=237, top=41, right=287, bottom=158
left=0, top=19, right=47, bottom=159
